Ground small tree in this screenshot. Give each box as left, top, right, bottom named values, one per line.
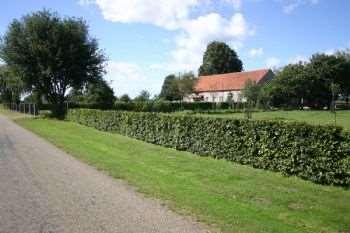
left=159, top=72, right=197, bottom=101
left=119, top=94, right=131, bottom=102
left=242, top=79, right=261, bottom=107
left=0, top=10, right=106, bottom=117
left=68, top=79, right=115, bottom=109
left=226, top=92, right=234, bottom=108
left=177, top=72, right=197, bottom=100
left=134, top=90, right=150, bottom=102
left=199, top=41, right=243, bottom=76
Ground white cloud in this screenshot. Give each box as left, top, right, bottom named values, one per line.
left=266, top=57, right=281, bottom=68
left=324, top=49, right=336, bottom=55
left=82, top=0, right=254, bottom=95
left=78, top=0, right=95, bottom=6
left=85, top=0, right=253, bottom=72
left=225, top=0, right=242, bottom=10
left=289, top=55, right=308, bottom=64
left=93, top=0, right=199, bottom=30
left=280, top=0, right=319, bottom=14
left=105, top=61, right=160, bottom=97
left=170, top=12, right=253, bottom=71
left=249, top=48, right=264, bottom=58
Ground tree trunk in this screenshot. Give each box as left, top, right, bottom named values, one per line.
left=50, top=95, right=66, bottom=119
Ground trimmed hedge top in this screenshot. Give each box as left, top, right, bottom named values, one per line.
left=67, top=109, right=350, bottom=186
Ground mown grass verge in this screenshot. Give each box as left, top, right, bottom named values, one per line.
left=16, top=118, right=350, bottom=233
left=183, top=110, right=350, bottom=131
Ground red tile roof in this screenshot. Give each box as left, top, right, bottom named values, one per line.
left=195, top=69, right=271, bottom=92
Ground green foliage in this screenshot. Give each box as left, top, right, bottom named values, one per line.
left=119, top=94, right=131, bottom=102
left=0, top=10, right=106, bottom=117
left=159, top=74, right=181, bottom=101
left=134, top=90, right=150, bottom=102
left=177, top=72, right=197, bottom=98
left=0, top=65, right=24, bottom=103
left=67, top=109, right=350, bottom=186
left=68, top=79, right=115, bottom=109
left=242, top=79, right=261, bottom=107
left=267, top=63, right=310, bottom=108
left=159, top=72, right=197, bottom=101
left=267, top=51, right=350, bottom=109
left=17, top=117, right=350, bottom=233
left=112, top=101, right=218, bottom=112
left=198, top=41, right=243, bottom=76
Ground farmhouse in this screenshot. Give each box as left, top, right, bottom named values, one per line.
left=185, top=69, right=274, bottom=103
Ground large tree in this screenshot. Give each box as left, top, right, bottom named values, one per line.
left=267, top=63, right=312, bottom=108
left=266, top=51, right=350, bottom=108
left=0, top=10, right=106, bottom=117
left=307, top=53, right=350, bottom=106
left=198, top=41, right=243, bottom=76
left=159, top=74, right=181, bottom=101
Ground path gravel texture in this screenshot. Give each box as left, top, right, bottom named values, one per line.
left=0, top=115, right=211, bottom=233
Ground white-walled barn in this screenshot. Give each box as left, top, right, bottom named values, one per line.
left=185, top=69, right=274, bottom=103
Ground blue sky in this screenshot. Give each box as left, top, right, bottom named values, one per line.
left=1, top=0, right=349, bottom=97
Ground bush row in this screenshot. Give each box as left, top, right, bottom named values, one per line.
left=39, top=101, right=248, bottom=112
left=66, top=109, right=350, bottom=186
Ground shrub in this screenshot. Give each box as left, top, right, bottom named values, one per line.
left=66, top=109, right=350, bottom=186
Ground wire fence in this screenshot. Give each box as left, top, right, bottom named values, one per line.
left=3, top=103, right=39, bottom=116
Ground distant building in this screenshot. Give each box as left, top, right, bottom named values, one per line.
left=184, top=69, right=274, bottom=103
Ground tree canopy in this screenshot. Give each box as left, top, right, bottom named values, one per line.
left=159, top=74, right=180, bottom=101
left=242, top=79, right=261, bottom=107
left=265, top=51, right=350, bottom=108
left=159, top=72, right=197, bottom=101
left=0, top=10, right=106, bottom=117
left=68, top=79, right=115, bottom=109
left=134, top=90, right=151, bottom=102
left=0, top=65, right=24, bottom=103
left=119, top=94, right=131, bottom=102
left=198, top=41, right=243, bottom=76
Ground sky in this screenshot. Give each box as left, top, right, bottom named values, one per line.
left=1, top=0, right=349, bottom=97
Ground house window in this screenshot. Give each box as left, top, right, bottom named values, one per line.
left=212, top=96, right=216, bottom=102
left=219, top=96, right=224, bottom=102
left=205, top=97, right=209, bottom=101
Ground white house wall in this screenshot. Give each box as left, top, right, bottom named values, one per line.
left=186, top=91, right=246, bottom=103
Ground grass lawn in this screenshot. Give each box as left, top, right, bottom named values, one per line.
left=15, top=118, right=350, bottom=233
left=184, top=110, right=350, bottom=131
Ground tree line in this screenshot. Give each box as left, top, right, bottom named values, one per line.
left=243, top=51, right=350, bottom=109
left=1, top=9, right=349, bottom=117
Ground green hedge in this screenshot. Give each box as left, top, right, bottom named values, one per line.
left=67, top=109, right=350, bottom=186
left=113, top=101, right=233, bottom=112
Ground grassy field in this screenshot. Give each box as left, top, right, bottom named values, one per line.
left=183, top=110, right=350, bottom=131
left=15, top=117, right=350, bottom=233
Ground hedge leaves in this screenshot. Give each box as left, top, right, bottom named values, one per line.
left=67, top=109, right=350, bottom=186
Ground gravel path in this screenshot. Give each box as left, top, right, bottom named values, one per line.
left=0, top=115, right=211, bottom=233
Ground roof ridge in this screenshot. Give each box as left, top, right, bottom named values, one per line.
left=199, top=68, right=270, bottom=78
left=194, top=68, right=272, bottom=92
